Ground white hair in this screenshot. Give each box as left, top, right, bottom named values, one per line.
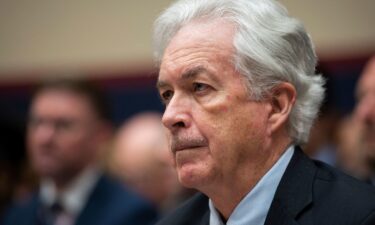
left=153, top=0, right=325, bottom=144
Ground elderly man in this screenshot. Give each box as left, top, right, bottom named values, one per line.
left=355, top=56, right=375, bottom=184
left=153, top=0, right=375, bottom=224
left=1, top=79, right=158, bottom=225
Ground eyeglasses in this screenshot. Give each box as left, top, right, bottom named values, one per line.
left=28, top=116, right=83, bottom=133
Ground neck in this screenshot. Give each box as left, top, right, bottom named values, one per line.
left=51, top=166, right=90, bottom=192
left=205, top=138, right=292, bottom=220
left=51, top=174, right=77, bottom=192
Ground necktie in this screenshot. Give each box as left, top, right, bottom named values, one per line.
left=37, top=201, right=63, bottom=225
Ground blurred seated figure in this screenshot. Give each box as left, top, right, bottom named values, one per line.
left=109, top=112, right=194, bottom=213
left=335, top=114, right=370, bottom=180
left=303, top=106, right=339, bottom=166
left=354, top=56, right=375, bottom=185
left=1, top=78, right=158, bottom=225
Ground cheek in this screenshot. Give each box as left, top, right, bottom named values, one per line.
left=58, top=134, right=88, bottom=154
left=200, top=96, right=234, bottom=127
left=26, top=133, right=35, bottom=150
left=208, top=101, right=267, bottom=148
left=27, top=134, right=44, bottom=157
left=217, top=102, right=230, bottom=113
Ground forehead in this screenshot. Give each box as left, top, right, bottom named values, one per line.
left=31, top=89, right=95, bottom=117
left=159, top=19, right=235, bottom=79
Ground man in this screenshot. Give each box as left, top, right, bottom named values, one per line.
left=354, top=56, right=375, bottom=184
left=109, top=112, right=193, bottom=213
left=1, top=79, right=158, bottom=225
left=153, top=0, right=375, bottom=224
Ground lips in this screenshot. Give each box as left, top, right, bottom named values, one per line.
left=171, top=136, right=208, bottom=153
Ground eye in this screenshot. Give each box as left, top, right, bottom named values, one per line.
left=160, top=90, right=174, bottom=103
left=193, top=83, right=209, bottom=92
left=55, top=119, right=75, bottom=131
left=28, top=116, right=42, bottom=129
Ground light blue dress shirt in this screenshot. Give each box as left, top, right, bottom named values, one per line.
left=209, top=146, right=294, bottom=225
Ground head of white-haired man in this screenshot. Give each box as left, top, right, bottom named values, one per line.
left=153, top=1, right=375, bottom=225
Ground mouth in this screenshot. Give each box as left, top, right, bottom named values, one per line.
left=171, top=137, right=208, bottom=153
left=173, top=144, right=205, bottom=152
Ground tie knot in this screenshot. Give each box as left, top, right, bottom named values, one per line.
left=38, top=201, right=65, bottom=225
left=50, top=201, right=63, bottom=214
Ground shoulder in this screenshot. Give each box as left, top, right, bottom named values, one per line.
left=274, top=148, right=375, bottom=225
left=95, top=174, right=154, bottom=208
left=156, top=193, right=209, bottom=225
left=295, top=149, right=375, bottom=224
left=291, top=147, right=375, bottom=205
left=313, top=160, right=375, bottom=218
left=1, top=193, right=39, bottom=225
left=87, top=174, right=159, bottom=225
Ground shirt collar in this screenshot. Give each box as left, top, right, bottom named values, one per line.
left=209, top=145, right=294, bottom=225
left=40, top=166, right=101, bottom=216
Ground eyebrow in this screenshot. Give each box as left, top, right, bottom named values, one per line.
left=156, top=65, right=208, bottom=90
left=181, top=66, right=207, bottom=80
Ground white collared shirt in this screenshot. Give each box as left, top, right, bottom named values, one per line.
left=209, top=146, right=294, bottom=225
left=40, top=166, right=101, bottom=220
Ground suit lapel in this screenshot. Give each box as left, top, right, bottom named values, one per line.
left=265, top=147, right=316, bottom=225
left=30, top=195, right=42, bottom=225
left=74, top=175, right=105, bottom=225
left=264, top=199, right=299, bottom=225
left=199, top=210, right=210, bottom=225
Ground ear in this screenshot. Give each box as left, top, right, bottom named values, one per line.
left=267, top=82, right=296, bottom=134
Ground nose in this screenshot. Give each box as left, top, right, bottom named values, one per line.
left=162, top=94, right=191, bottom=133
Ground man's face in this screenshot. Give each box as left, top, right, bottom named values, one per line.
left=27, top=89, right=101, bottom=182
left=157, top=19, right=271, bottom=191
left=112, top=118, right=177, bottom=201
left=355, top=59, right=375, bottom=162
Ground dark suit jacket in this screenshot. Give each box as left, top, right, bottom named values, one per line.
left=156, top=148, right=375, bottom=225
left=1, top=174, right=158, bottom=225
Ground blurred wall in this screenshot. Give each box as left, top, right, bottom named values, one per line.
left=0, top=0, right=173, bottom=81
left=280, top=0, right=375, bottom=58
left=0, top=0, right=374, bottom=82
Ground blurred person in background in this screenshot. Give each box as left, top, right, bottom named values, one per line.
left=109, top=112, right=194, bottom=214
left=303, top=105, right=339, bottom=166
left=303, top=75, right=340, bottom=166
left=153, top=0, right=375, bottom=224
left=335, top=114, right=370, bottom=180
left=354, top=56, right=375, bottom=185
left=1, top=78, right=158, bottom=225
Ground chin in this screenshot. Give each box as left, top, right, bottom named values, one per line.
left=33, top=163, right=59, bottom=178
left=177, top=164, right=209, bottom=189
left=36, top=168, right=57, bottom=179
